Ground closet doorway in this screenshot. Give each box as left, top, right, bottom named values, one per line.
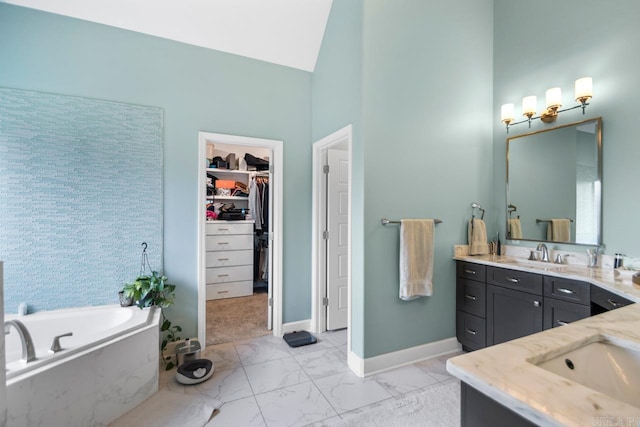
left=312, top=125, right=352, bottom=339
left=197, top=132, right=283, bottom=347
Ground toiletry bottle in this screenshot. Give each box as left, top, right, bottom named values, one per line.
left=614, top=253, right=624, bottom=268
left=496, top=232, right=502, bottom=256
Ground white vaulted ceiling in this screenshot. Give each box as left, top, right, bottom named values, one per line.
left=1, top=0, right=333, bottom=72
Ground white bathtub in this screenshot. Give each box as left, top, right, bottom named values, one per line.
left=5, top=304, right=161, bottom=426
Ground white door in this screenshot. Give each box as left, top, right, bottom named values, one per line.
left=326, top=148, right=349, bottom=330
left=267, top=163, right=273, bottom=330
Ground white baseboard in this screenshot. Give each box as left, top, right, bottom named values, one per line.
left=347, top=337, right=461, bottom=378
left=281, top=319, right=311, bottom=336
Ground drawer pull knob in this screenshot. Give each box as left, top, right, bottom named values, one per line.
left=465, top=328, right=477, bottom=335
left=606, top=298, right=620, bottom=308
left=557, top=288, right=574, bottom=294
left=557, top=320, right=569, bottom=326
left=464, top=294, right=477, bottom=301
left=464, top=269, right=476, bottom=275
left=533, top=301, right=541, bottom=307
left=506, top=277, right=520, bottom=283
left=217, top=290, right=229, bottom=294
left=218, top=274, right=229, bottom=277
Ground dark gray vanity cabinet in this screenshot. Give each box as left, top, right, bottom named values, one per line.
left=456, top=262, right=487, bottom=351
left=486, top=267, right=543, bottom=346
left=543, top=276, right=591, bottom=329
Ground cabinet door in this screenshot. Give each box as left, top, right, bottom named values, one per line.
left=487, top=285, right=543, bottom=346
left=543, top=298, right=591, bottom=330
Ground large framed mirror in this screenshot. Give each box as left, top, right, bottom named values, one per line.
left=506, top=117, right=602, bottom=245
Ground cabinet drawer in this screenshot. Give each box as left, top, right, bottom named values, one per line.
left=456, top=311, right=486, bottom=351
left=543, top=277, right=589, bottom=305
left=543, top=298, right=590, bottom=330
left=591, top=285, right=633, bottom=312
left=457, top=278, right=486, bottom=318
left=206, top=234, right=253, bottom=251
left=206, top=281, right=253, bottom=300
left=206, top=221, right=253, bottom=236
left=206, top=265, right=253, bottom=284
left=206, top=249, right=253, bottom=268
left=457, top=262, right=486, bottom=282
left=487, top=267, right=542, bottom=295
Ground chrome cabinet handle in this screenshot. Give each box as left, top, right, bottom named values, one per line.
left=218, top=228, right=229, bottom=231
left=465, top=328, right=477, bottom=335
left=506, top=277, right=520, bottom=283
left=218, top=258, right=229, bottom=261
left=218, top=242, right=229, bottom=245
left=218, top=274, right=229, bottom=277
left=217, top=290, right=229, bottom=294
left=607, top=298, right=620, bottom=308
left=464, top=269, right=476, bottom=275
left=557, top=288, right=574, bottom=294
left=557, top=320, right=568, bottom=326
left=533, top=301, right=541, bottom=307
left=464, top=294, right=477, bottom=301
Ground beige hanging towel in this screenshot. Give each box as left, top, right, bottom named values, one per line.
left=547, top=219, right=571, bottom=242
left=468, top=218, right=489, bottom=255
left=508, top=218, right=523, bottom=239
left=399, top=219, right=434, bottom=300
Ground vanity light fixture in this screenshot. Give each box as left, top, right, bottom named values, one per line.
left=500, top=77, right=593, bottom=133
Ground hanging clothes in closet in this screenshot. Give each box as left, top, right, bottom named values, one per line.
left=249, top=175, right=270, bottom=287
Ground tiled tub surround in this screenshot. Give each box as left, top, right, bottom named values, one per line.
left=1, top=262, right=7, bottom=427
left=448, top=249, right=640, bottom=426
left=6, top=305, right=160, bottom=427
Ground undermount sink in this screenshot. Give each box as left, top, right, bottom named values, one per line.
left=533, top=338, right=640, bottom=408
left=494, top=258, right=566, bottom=272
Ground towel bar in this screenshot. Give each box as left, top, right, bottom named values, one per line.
left=536, top=218, right=574, bottom=223
left=381, top=218, right=442, bottom=225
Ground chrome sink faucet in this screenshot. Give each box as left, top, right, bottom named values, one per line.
left=4, top=319, right=36, bottom=363
left=536, top=243, right=550, bottom=262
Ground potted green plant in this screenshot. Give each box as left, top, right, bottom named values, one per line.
left=122, top=271, right=183, bottom=369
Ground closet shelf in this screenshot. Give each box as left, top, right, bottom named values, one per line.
left=207, top=195, right=249, bottom=201
left=206, top=168, right=258, bottom=176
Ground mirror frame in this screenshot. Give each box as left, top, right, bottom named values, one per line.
left=506, top=117, right=603, bottom=246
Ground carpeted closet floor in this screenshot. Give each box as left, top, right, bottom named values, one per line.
left=206, top=289, right=271, bottom=346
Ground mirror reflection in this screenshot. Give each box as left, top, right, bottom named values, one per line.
left=506, top=117, right=602, bottom=245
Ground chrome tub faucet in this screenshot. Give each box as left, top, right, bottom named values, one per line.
left=4, top=319, right=36, bottom=363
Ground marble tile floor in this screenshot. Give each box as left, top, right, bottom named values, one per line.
left=141, top=329, right=462, bottom=427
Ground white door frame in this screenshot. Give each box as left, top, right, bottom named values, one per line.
left=197, top=132, right=284, bottom=346
left=311, top=125, right=352, bottom=336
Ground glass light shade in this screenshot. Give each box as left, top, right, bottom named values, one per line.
left=501, top=103, right=515, bottom=123
left=575, top=77, right=593, bottom=101
left=522, top=96, right=537, bottom=116
left=545, top=87, right=562, bottom=109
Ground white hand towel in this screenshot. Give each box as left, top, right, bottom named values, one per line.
left=547, top=219, right=570, bottom=242
left=399, top=219, right=434, bottom=300
left=508, top=219, right=523, bottom=239
left=468, top=219, right=489, bottom=255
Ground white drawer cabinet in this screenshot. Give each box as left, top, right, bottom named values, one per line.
left=205, top=220, right=254, bottom=300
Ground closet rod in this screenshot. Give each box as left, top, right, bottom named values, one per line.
left=381, top=218, right=442, bottom=225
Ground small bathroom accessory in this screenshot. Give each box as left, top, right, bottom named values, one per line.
left=587, top=248, right=599, bottom=268
left=468, top=203, right=489, bottom=255
left=175, top=338, right=214, bottom=385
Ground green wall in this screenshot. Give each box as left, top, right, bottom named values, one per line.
left=0, top=3, right=312, bottom=334
left=494, top=0, right=640, bottom=257
left=314, top=0, right=494, bottom=358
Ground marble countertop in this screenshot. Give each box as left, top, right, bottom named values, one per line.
left=448, top=248, right=640, bottom=425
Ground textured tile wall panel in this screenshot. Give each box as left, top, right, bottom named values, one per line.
left=0, top=88, right=163, bottom=313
